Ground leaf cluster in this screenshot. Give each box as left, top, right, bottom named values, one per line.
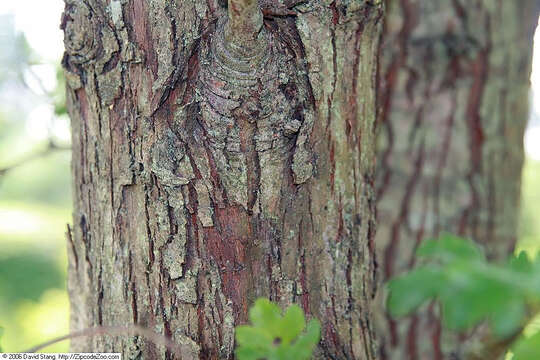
left=235, top=298, right=321, bottom=360
left=387, top=233, right=540, bottom=359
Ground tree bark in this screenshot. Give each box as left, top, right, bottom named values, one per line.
left=376, top=1, right=538, bottom=359
left=62, top=0, right=383, bottom=358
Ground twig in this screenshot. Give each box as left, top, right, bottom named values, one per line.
left=24, top=325, right=187, bottom=357
left=225, top=0, right=265, bottom=56
left=0, top=140, right=70, bottom=177
left=25, top=65, right=54, bottom=98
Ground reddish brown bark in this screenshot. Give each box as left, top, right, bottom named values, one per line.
left=376, top=1, right=539, bottom=359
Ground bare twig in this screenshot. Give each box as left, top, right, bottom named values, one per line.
left=0, top=139, right=70, bottom=178
left=25, top=65, right=54, bottom=98
left=24, top=325, right=187, bottom=357
left=225, top=0, right=264, bottom=56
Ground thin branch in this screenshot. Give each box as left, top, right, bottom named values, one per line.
left=225, top=0, right=264, bottom=56
left=0, top=140, right=70, bottom=178
left=24, top=325, right=188, bottom=357
left=25, top=65, right=54, bottom=98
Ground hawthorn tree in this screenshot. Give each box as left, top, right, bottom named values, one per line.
left=61, top=0, right=383, bottom=358
left=376, top=1, right=539, bottom=359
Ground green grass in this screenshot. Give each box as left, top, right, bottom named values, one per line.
left=0, top=148, right=70, bottom=352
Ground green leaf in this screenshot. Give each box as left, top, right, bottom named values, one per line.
left=0, top=327, right=3, bottom=352
left=249, top=298, right=282, bottom=334
left=236, top=325, right=273, bottom=348
left=512, top=332, right=540, bottom=360
left=235, top=299, right=320, bottom=360
left=287, top=319, right=321, bottom=360
left=387, top=234, right=534, bottom=339
left=417, top=233, right=484, bottom=262
left=438, top=262, right=521, bottom=332
left=509, top=251, right=533, bottom=273
left=280, top=305, right=305, bottom=344
left=236, top=345, right=272, bottom=360
left=439, top=286, right=483, bottom=330
left=489, top=298, right=525, bottom=338
left=387, top=266, right=443, bottom=317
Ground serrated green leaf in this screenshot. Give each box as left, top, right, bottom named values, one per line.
left=387, top=266, right=443, bottom=317
left=512, top=332, right=540, bottom=360
left=417, top=233, right=484, bottom=262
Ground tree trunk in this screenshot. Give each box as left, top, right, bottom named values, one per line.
left=62, top=0, right=383, bottom=358
left=376, top=1, right=538, bottom=359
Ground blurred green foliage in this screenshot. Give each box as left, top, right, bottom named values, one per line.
left=519, top=158, right=540, bottom=256
left=387, top=234, right=540, bottom=359
left=235, top=299, right=321, bottom=360
left=514, top=332, right=540, bottom=359
left=0, top=252, right=63, bottom=304
left=0, top=152, right=71, bottom=206
left=52, top=66, right=67, bottom=117
left=0, top=14, right=70, bottom=353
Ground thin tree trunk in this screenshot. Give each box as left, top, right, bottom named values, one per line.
left=376, top=1, right=538, bottom=359
left=62, top=0, right=383, bottom=358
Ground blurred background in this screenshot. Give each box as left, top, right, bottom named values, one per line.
left=0, top=0, right=538, bottom=353
left=0, top=0, right=70, bottom=352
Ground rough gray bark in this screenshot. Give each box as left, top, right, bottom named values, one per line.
left=62, top=0, right=383, bottom=358
left=376, top=1, right=539, bottom=359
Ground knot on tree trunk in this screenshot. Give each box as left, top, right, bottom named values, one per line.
left=61, top=0, right=100, bottom=64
